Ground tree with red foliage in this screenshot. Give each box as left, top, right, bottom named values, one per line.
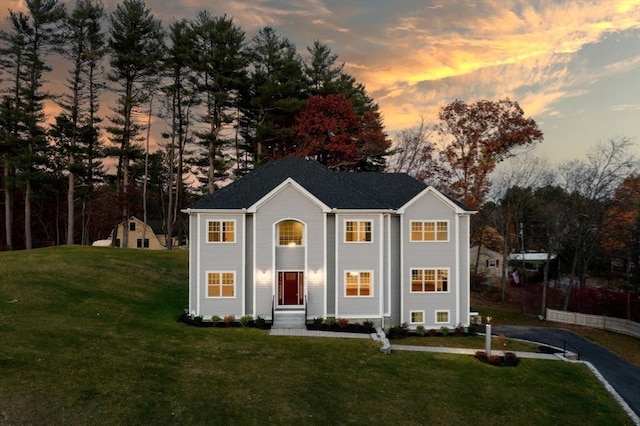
left=419, top=98, right=543, bottom=209
left=293, top=94, right=389, bottom=171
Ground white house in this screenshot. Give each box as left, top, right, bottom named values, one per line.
left=470, top=245, right=503, bottom=283
left=184, top=157, right=475, bottom=330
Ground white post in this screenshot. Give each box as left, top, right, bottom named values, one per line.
left=485, top=323, right=492, bottom=357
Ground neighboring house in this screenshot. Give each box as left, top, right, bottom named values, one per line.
left=184, top=157, right=475, bottom=330
left=110, top=216, right=171, bottom=249
left=470, top=245, right=503, bottom=282
left=508, top=252, right=558, bottom=285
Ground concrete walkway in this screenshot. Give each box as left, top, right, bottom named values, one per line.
left=390, top=343, right=560, bottom=359
left=270, top=327, right=640, bottom=425
left=270, top=328, right=564, bottom=360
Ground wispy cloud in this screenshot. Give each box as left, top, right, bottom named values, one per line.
left=1, top=0, right=637, bottom=156
left=611, top=104, right=640, bottom=111
left=336, top=0, right=640, bottom=131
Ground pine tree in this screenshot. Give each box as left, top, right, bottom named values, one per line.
left=161, top=19, right=199, bottom=248
left=239, top=27, right=306, bottom=167
left=304, top=40, right=343, bottom=96
left=1, top=0, right=66, bottom=249
left=106, top=0, right=164, bottom=248
left=55, top=0, right=105, bottom=245
left=191, top=12, right=247, bottom=193
left=0, top=12, right=30, bottom=249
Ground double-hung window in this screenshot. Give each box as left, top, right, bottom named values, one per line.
left=207, top=220, right=235, bottom=243
left=207, top=271, right=235, bottom=298
left=411, top=220, right=448, bottom=241
left=411, top=268, right=449, bottom=292
left=410, top=311, right=425, bottom=324
left=345, top=221, right=372, bottom=242
left=345, top=271, right=372, bottom=296
left=435, top=310, right=450, bottom=324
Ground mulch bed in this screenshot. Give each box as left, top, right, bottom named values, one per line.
left=475, top=351, right=520, bottom=367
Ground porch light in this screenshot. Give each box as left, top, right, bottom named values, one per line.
left=259, top=270, right=270, bottom=283
left=309, top=269, right=322, bottom=282
left=485, top=314, right=492, bottom=325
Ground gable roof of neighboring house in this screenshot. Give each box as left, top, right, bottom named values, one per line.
left=189, top=157, right=472, bottom=211
left=123, top=216, right=164, bottom=235
left=508, top=252, right=557, bottom=263
left=470, top=245, right=503, bottom=262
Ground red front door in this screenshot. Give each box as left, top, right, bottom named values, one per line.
left=279, top=272, right=303, bottom=305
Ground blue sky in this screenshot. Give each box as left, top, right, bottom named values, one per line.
left=2, top=0, right=638, bottom=164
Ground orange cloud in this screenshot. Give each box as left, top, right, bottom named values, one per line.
left=344, top=0, right=640, bottom=132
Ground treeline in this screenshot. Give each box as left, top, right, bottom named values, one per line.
left=0, top=0, right=388, bottom=250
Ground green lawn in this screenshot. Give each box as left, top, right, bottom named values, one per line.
left=0, top=246, right=633, bottom=425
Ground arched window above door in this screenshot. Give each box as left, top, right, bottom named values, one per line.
left=278, top=220, right=304, bottom=246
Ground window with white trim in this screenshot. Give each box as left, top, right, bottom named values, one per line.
left=345, top=271, right=372, bottom=297
left=411, top=268, right=449, bottom=292
left=207, top=220, right=235, bottom=243
left=410, top=311, right=424, bottom=324
left=345, top=221, right=372, bottom=242
left=410, top=220, right=448, bottom=241
left=278, top=220, right=303, bottom=246
left=435, top=310, right=449, bottom=324
left=207, top=271, right=235, bottom=298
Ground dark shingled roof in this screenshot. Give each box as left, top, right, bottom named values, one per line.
left=188, top=157, right=471, bottom=211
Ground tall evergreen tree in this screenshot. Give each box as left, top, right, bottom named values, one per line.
left=1, top=0, right=66, bottom=249
left=190, top=12, right=247, bottom=194
left=0, top=12, right=30, bottom=250
left=304, top=40, right=343, bottom=96
left=56, top=0, right=105, bottom=245
left=106, top=0, right=164, bottom=248
left=161, top=19, right=199, bottom=248
left=239, top=26, right=306, bottom=167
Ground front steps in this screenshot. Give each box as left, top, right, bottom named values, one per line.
left=272, top=310, right=306, bottom=329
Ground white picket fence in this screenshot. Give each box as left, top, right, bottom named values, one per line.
left=546, top=308, right=640, bottom=339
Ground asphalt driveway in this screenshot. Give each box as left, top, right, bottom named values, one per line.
left=487, top=325, right=640, bottom=421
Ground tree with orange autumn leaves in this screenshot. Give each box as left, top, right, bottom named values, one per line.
left=416, top=98, right=543, bottom=209
left=292, top=94, right=390, bottom=171
left=600, top=173, right=640, bottom=286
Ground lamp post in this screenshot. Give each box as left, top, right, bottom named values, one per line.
left=485, top=315, right=493, bottom=357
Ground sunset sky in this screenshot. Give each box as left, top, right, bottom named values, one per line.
left=1, top=0, right=639, bottom=165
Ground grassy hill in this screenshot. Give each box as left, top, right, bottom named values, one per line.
left=0, top=246, right=633, bottom=425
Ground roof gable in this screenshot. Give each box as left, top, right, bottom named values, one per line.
left=397, top=186, right=475, bottom=215
left=248, top=177, right=332, bottom=213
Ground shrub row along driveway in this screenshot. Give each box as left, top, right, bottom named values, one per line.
left=489, top=325, right=640, bottom=422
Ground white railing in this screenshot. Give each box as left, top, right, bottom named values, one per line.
left=546, top=308, right=640, bottom=339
